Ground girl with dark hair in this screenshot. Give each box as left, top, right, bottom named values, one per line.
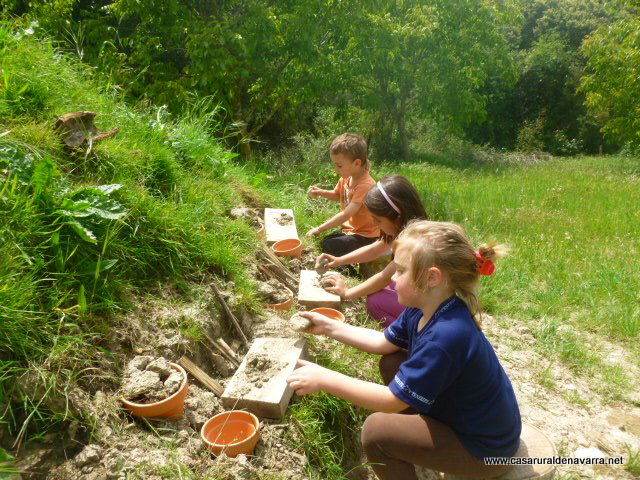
left=317, top=175, right=428, bottom=327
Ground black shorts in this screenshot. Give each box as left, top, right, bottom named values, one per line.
left=321, top=231, right=378, bottom=258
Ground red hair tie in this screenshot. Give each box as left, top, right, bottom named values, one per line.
left=475, top=252, right=496, bottom=276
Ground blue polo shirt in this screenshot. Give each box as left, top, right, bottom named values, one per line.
left=384, top=296, right=521, bottom=459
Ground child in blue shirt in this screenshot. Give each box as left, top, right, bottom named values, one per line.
left=287, top=220, right=521, bottom=479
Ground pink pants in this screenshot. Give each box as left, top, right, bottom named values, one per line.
left=366, top=283, right=405, bottom=328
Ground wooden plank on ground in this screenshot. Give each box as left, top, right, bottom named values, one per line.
left=178, top=356, right=224, bottom=396
left=297, top=269, right=341, bottom=308
left=221, top=337, right=306, bottom=418
left=264, top=208, right=298, bottom=243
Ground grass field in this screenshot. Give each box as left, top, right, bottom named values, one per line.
left=245, top=151, right=640, bottom=393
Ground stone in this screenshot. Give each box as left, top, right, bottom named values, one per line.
left=127, top=355, right=153, bottom=372
left=121, top=370, right=162, bottom=399
left=229, top=207, right=256, bottom=220
left=574, top=447, right=606, bottom=459
left=164, top=371, right=183, bottom=393
left=145, top=357, right=172, bottom=379
left=290, top=314, right=312, bottom=332
left=74, top=444, right=103, bottom=468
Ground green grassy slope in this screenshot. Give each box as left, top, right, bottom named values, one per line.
left=0, top=28, right=263, bottom=440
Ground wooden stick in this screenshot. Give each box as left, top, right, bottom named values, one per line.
left=203, top=344, right=235, bottom=376
left=260, top=246, right=298, bottom=283
left=210, top=281, right=250, bottom=347
left=205, top=333, right=239, bottom=367
left=257, top=264, right=297, bottom=292
left=178, top=356, right=224, bottom=396
left=216, top=338, right=241, bottom=363
left=258, top=248, right=298, bottom=285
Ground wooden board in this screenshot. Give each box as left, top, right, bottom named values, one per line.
left=297, top=269, right=341, bottom=308
left=221, top=337, right=306, bottom=419
left=264, top=208, right=298, bottom=243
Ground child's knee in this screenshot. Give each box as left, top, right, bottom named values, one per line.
left=321, top=236, right=339, bottom=255
left=366, top=292, right=382, bottom=317
left=361, top=412, right=387, bottom=450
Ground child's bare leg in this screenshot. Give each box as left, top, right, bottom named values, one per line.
left=361, top=413, right=511, bottom=479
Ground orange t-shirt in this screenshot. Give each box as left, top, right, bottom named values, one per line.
left=333, top=173, right=380, bottom=238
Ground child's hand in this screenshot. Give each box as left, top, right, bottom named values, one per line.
left=308, top=185, right=322, bottom=198
left=287, top=359, right=333, bottom=395
left=295, top=311, right=335, bottom=335
left=306, top=226, right=322, bottom=237
left=320, top=273, right=348, bottom=297
left=316, top=253, right=341, bottom=268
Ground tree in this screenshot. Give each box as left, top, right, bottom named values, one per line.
left=185, top=0, right=340, bottom=155
left=581, top=2, right=640, bottom=148
left=330, top=0, right=514, bottom=159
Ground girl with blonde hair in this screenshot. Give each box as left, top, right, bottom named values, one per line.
left=288, top=220, right=521, bottom=479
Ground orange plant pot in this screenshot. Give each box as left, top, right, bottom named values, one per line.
left=272, top=238, right=302, bottom=258
left=201, top=410, right=260, bottom=458
left=265, top=287, right=294, bottom=311
left=121, top=363, right=188, bottom=419
left=310, top=307, right=345, bottom=322
left=257, top=223, right=265, bottom=239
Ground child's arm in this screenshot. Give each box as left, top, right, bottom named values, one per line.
left=307, top=201, right=362, bottom=237
left=308, top=185, right=340, bottom=202
left=323, top=261, right=396, bottom=300
left=299, top=311, right=400, bottom=355
left=287, top=360, right=409, bottom=412
left=316, top=240, right=390, bottom=269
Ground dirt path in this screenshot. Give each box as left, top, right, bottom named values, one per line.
left=482, top=314, right=640, bottom=480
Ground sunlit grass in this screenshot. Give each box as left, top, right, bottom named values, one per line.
left=245, top=151, right=640, bottom=398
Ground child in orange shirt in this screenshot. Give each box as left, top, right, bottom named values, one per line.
left=307, top=133, right=380, bottom=257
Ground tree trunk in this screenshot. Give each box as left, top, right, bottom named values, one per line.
left=240, top=139, right=252, bottom=157
left=398, top=108, right=409, bottom=160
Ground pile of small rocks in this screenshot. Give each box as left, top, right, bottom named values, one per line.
left=121, top=356, right=184, bottom=403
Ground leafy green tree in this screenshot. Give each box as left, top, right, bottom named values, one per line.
left=185, top=0, right=340, bottom=155
left=330, top=0, right=514, bottom=159
left=467, top=0, right=618, bottom=154
left=581, top=1, right=640, bottom=148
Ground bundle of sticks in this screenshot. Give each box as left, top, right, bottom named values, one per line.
left=257, top=246, right=298, bottom=292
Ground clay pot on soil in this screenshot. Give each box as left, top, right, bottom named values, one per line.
left=310, top=307, right=345, bottom=322
left=265, top=286, right=294, bottom=311
left=272, top=238, right=302, bottom=258
left=121, top=363, right=188, bottom=419
left=257, top=223, right=265, bottom=239
left=201, top=410, right=260, bottom=458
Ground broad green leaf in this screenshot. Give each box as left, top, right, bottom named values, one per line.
left=67, top=220, right=97, bottom=244
left=0, top=143, right=34, bottom=185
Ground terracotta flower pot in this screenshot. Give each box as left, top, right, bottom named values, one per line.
left=265, top=286, right=294, bottom=311
left=121, top=363, right=188, bottom=419
left=310, top=307, right=345, bottom=322
left=272, top=238, right=302, bottom=258
left=257, top=223, right=265, bottom=239
left=201, top=410, right=260, bottom=458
